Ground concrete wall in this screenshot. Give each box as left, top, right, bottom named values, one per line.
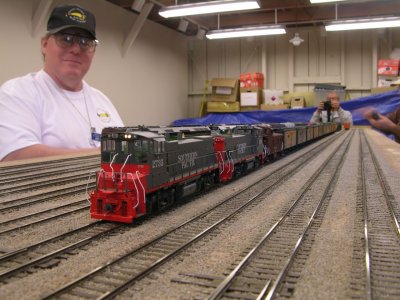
left=0, top=0, right=188, bottom=126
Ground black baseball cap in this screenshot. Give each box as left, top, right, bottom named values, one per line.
left=47, top=5, right=96, bottom=39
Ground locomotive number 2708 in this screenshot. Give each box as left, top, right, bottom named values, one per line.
left=152, top=159, right=164, bottom=168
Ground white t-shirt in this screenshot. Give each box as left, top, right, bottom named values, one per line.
left=310, top=108, right=353, bottom=125
left=0, top=70, right=124, bottom=160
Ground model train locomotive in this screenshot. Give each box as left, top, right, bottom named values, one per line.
left=90, top=122, right=337, bottom=223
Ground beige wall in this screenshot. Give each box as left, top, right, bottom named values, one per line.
left=2, top=1, right=400, bottom=122
left=188, top=27, right=400, bottom=118
left=0, top=0, right=188, bottom=126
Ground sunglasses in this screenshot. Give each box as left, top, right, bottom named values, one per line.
left=52, top=33, right=99, bottom=52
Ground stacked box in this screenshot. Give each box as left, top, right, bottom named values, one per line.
left=378, top=60, right=400, bottom=76
left=378, top=76, right=400, bottom=87
left=239, top=73, right=264, bottom=89
left=371, top=86, right=398, bottom=95
left=377, top=60, right=400, bottom=87
left=240, top=106, right=260, bottom=112
left=260, top=104, right=289, bottom=111
left=291, top=97, right=305, bottom=109
left=207, top=101, right=240, bottom=112
left=210, top=78, right=239, bottom=102
left=240, top=88, right=263, bottom=107
left=263, top=89, right=284, bottom=105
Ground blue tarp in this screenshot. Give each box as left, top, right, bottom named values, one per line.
left=173, top=89, right=400, bottom=126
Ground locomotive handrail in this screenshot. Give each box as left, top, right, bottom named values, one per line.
left=96, top=169, right=106, bottom=190
left=227, top=151, right=233, bottom=174
left=110, top=153, right=119, bottom=181
left=127, top=173, right=140, bottom=209
left=217, top=151, right=225, bottom=175
left=120, top=154, right=132, bottom=181
left=136, top=170, right=146, bottom=204
left=263, top=144, right=267, bottom=158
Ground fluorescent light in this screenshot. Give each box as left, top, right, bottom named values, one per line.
left=159, top=0, right=260, bottom=18
left=325, top=17, right=400, bottom=31
left=206, top=25, right=286, bottom=39
left=310, top=0, right=347, bottom=3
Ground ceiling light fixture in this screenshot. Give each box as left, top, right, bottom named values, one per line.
left=289, top=33, right=304, bottom=46
left=178, top=19, right=189, bottom=32
left=325, top=17, right=400, bottom=31
left=310, top=0, right=347, bottom=3
left=131, top=0, right=145, bottom=12
left=196, top=28, right=207, bottom=40
left=206, top=25, right=286, bottom=39
left=159, top=0, right=260, bottom=18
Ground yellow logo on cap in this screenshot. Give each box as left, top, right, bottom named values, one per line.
left=67, top=8, right=86, bottom=23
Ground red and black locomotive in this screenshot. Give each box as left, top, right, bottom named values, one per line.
left=90, top=122, right=337, bottom=223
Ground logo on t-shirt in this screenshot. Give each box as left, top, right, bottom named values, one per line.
left=97, top=109, right=111, bottom=123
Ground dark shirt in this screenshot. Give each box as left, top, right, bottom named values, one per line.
left=387, top=107, right=400, bottom=143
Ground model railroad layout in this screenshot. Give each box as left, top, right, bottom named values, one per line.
left=0, top=128, right=399, bottom=300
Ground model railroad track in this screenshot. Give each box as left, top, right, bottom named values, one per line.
left=0, top=199, right=90, bottom=236
left=0, top=183, right=96, bottom=213
left=349, top=130, right=400, bottom=300
left=0, top=221, right=125, bottom=282
left=0, top=155, right=99, bottom=178
left=41, top=132, right=345, bottom=299
left=171, top=130, right=352, bottom=300
left=0, top=171, right=97, bottom=196
left=0, top=161, right=99, bottom=185
left=0, top=133, right=341, bottom=288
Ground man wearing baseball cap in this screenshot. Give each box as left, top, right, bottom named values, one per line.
left=0, top=5, right=123, bottom=161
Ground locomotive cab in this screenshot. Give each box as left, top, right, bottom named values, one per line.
left=90, top=129, right=162, bottom=222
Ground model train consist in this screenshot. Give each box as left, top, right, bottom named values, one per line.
left=90, top=122, right=337, bottom=223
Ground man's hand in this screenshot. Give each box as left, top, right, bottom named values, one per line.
left=316, top=101, right=324, bottom=112
left=361, top=107, right=398, bottom=134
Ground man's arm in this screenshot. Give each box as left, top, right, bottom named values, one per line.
left=310, top=101, right=324, bottom=123
left=337, top=108, right=353, bottom=125
left=369, top=115, right=400, bottom=139
left=1, top=144, right=100, bottom=162
left=362, top=108, right=400, bottom=140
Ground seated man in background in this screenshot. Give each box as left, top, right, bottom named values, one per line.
left=363, top=107, right=400, bottom=144
left=310, top=92, right=353, bottom=126
left=0, top=4, right=123, bottom=162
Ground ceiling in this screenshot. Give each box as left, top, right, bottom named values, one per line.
left=106, top=0, right=400, bottom=37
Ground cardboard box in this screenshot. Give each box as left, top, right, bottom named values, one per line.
left=263, top=89, right=284, bottom=105
left=282, top=91, right=315, bottom=107
left=239, top=73, right=264, bottom=88
left=291, top=97, right=305, bottom=109
left=378, top=59, right=400, bottom=76
left=240, top=106, right=260, bottom=112
left=378, top=76, right=400, bottom=87
left=207, top=101, right=240, bottom=112
left=210, top=78, right=239, bottom=102
left=260, top=104, right=289, bottom=111
left=371, top=86, right=398, bottom=95
left=240, top=88, right=263, bottom=106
